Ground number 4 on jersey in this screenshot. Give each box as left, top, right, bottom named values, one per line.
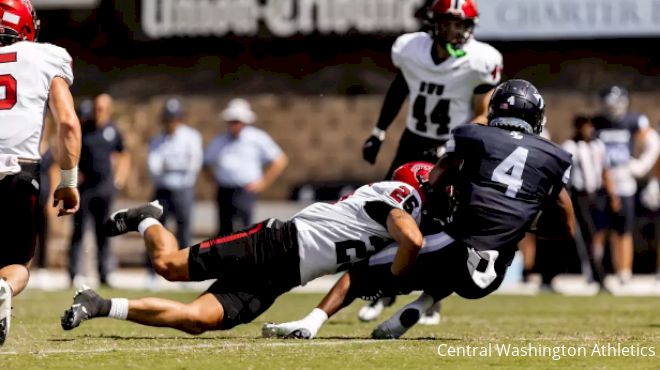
left=491, top=147, right=529, bottom=198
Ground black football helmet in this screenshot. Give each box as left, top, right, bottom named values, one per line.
left=487, top=79, right=546, bottom=135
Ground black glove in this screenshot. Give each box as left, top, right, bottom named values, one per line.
left=362, top=135, right=383, bottom=165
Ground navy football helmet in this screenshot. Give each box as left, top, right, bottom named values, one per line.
left=488, top=79, right=546, bottom=135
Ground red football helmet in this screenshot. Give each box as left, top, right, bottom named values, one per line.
left=0, top=0, right=39, bottom=45
left=429, top=0, right=478, bottom=53
left=391, top=161, right=435, bottom=202
left=431, top=0, right=479, bottom=20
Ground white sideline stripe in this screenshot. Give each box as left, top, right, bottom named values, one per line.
left=0, top=340, right=377, bottom=355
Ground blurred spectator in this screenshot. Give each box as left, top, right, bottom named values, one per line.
left=562, top=116, right=619, bottom=287
left=205, top=99, right=288, bottom=235
left=147, top=98, right=203, bottom=248
left=592, top=86, right=660, bottom=288
left=636, top=126, right=660, bottom=283
left=68, top=94, right=131, bottom=286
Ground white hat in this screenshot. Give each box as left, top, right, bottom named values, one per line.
left=221, top=98, right=256, bottom=124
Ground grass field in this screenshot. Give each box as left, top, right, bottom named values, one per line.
left=1, top=289, right=659, bottom=369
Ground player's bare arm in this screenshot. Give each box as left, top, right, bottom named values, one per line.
left=48, top=77, right=81, bottom=216
left=556, top=187, right=577, bottom=239
left=387, top=208, right=424, bottom=276
left=362, top=71, right=409, bottom=164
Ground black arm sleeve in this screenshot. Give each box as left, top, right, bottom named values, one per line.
left=364, top=201, right=395, bottom=229
left=375, top=71, right=410, bottom=131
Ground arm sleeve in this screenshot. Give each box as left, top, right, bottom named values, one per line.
left=190, top=130, right=204, bottom=174
left=391, top=33, right=417, bottom=69
left=204, top=138, right=218, bottom=167
left=364, top=201, right=395, bottom=229
left=258, top=131, right=284, bottom=164
left=41, top=44, right=74, bottom=87
left=473, top=47, right=503, bottom=89
left=147, top=140, right=163, bottom=177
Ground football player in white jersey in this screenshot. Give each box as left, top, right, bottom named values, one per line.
left=360, top=0, right=502, bottom=325
left=0, top=0, right=81, bottom=346
left=60, top=163, right=434, bottom=335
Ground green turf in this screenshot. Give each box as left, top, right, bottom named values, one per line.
left=1, top=289, right=659, bottom=369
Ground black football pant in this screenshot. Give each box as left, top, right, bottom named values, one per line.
left=68, top=187, right=115, bottom=283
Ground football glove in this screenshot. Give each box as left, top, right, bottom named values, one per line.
left=362, top=129, right=385, bottom=164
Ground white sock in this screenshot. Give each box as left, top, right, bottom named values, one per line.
left=304, top=308, right=328, bottom=334
left=280, top=308, right=328, bottom=338
left=138, top=218, right=162, bottom=236
left=108, top=298, right=129, bottom=320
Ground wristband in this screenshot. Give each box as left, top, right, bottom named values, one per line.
left=58, top=166, right=78, bottom=189
left=371, top=128, right=386, bottom=141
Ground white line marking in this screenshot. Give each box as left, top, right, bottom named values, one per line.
left=0, top=339, right=377, bottom=356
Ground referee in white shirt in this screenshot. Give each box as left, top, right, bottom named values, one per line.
left=562, top=116, right=619, bottom=286
left=147, top=98, right=203, bottom=247
left=205, top=99, right=288, bottom=236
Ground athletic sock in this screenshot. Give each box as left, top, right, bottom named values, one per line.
left=138, top=218, right=162, bottom=236
left=108, top=298, right=129, bottom=320
left=301, top=308, right=328, bottom=336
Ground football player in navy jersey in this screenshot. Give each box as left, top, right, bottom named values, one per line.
left=591, top=86, right=660, bottom=288
left=263, top=79, right=577, bottom=340
left=359, top=0, right=503, bottom=325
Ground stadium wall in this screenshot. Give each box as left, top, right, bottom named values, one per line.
left=88, top=92, right=660, bottom=201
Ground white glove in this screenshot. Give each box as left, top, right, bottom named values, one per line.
left=641, top=178, right=660, bottom=211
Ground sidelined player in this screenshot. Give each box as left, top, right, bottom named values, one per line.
left=263, top=80, right=576, bottom=340
left=360, top=0, right=503, bottom=324
left=60, top=163, right=435, bottom=334
left=0, top=0, right=81, bottom=345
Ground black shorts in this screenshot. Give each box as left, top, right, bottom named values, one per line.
left=349, top=234, right=513, bottom=302
left=0, top=163, right=40, bottom=267
left=187, top=219, right=301, bottom=330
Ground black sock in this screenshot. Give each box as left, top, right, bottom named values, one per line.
left=98, top=298, right=112, bottom=316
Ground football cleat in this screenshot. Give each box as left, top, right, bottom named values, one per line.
left=104, top=201, right=163, bottom=237
left=0, top=279, right=12, bottom=346
left=358, top=296, right=396, bottom=322
left=262, top=323, right=313, bottom=339
left=60, top=288, right=105, bottom=331
left=371, top=306, right=420, bottom=340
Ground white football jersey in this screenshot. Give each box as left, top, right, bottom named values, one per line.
left=0, top=41, right=74, bottom=160
left=392, top=32, right=503, bottom=141
left=293, top=181, right=423, bottom=285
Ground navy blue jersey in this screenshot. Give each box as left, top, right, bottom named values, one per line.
left=592, top=112, right=647, bottom=167
left=443, top=125, right=572, bottom=252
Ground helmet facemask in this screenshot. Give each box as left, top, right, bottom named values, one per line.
left=432, top=14, right=475, bottom=57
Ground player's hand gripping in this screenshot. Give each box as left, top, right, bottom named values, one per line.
left=54, top=187, right=80, bottom=217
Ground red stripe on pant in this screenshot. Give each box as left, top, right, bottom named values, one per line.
left=200, top=222, right=264, bottom=249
